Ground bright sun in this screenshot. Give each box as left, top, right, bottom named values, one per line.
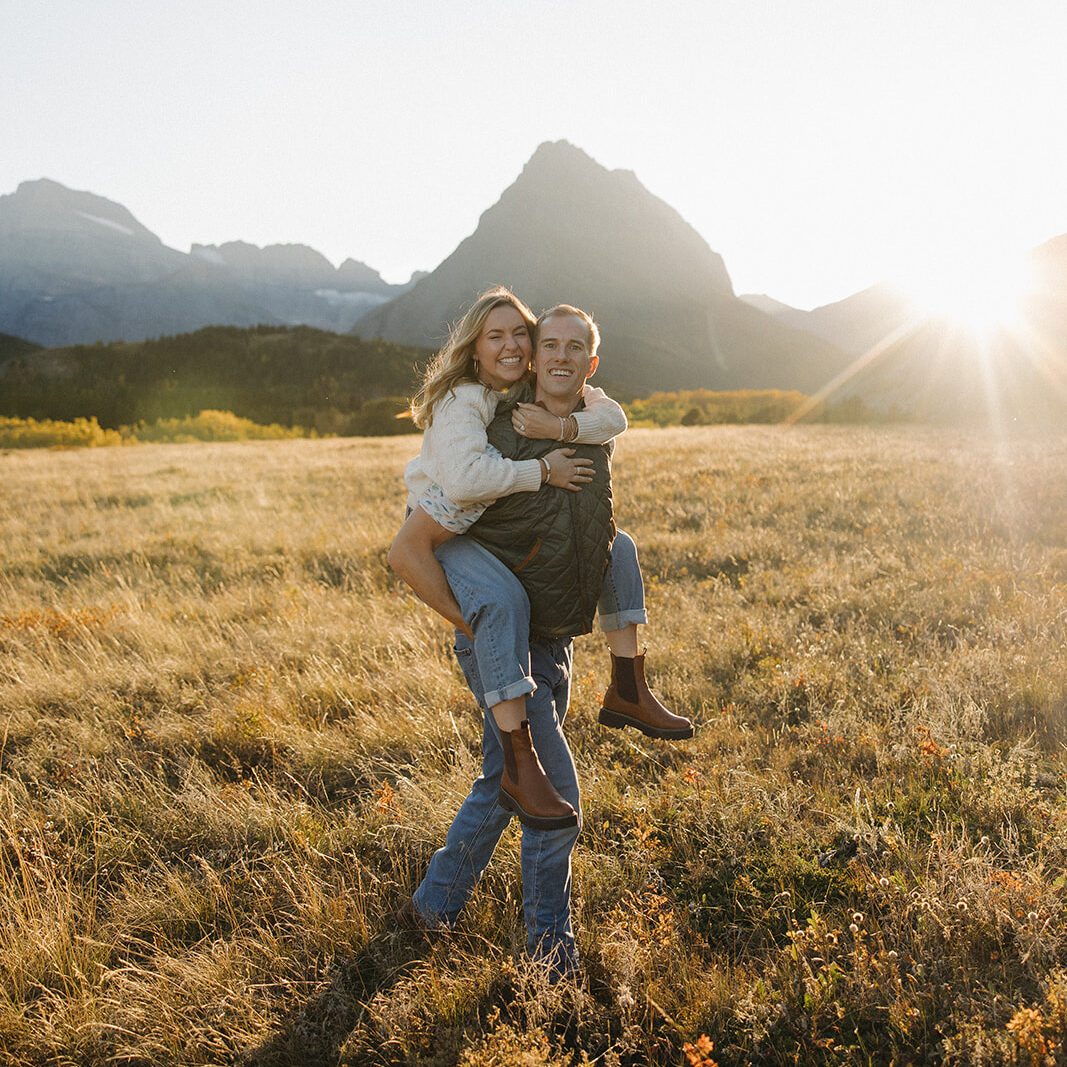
left=899, top=248, right=1034, bottom=336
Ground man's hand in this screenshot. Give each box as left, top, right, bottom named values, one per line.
left=543, top=448, right=594, bottom=492
left=512, top=403, right=571, bottom=440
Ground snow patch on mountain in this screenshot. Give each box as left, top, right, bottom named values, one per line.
left=191, top=246, right=226, bottom=265
left=75, top=211, right=134, bottom=237
left=314, top=288, right=389, bottom=308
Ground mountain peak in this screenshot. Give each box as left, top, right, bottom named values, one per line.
left=519, top=139, right=640, bottom=190
left=1, top=178, right=162, bottom=246
left=191, top=241, right=335, bottom=278
left=337, top=258, right=387, bottom=287
left=354, top=140, right=752, bottom=389
left=480, top=140, right=733, bottom=303
left=524, top=139, right=596, bottom=168
left=16, top=177, right=75, bottom=199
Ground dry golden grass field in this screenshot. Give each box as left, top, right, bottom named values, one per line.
left=2, top=426, right=1067, bottom=1066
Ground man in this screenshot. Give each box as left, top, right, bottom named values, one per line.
left=402, top=305, right=615, bottom=976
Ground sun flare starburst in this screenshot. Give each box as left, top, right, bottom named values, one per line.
left=898, top=249, right=1035, bottom=337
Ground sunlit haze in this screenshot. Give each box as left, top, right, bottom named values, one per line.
left=897, top=244, right=1035, bottom=336
left=4, top=0, right=1066, bottom=310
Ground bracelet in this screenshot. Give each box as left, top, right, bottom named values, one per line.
left=564, top=415, right=578, bottom=442
left=539, top=456, right=551, bottom=482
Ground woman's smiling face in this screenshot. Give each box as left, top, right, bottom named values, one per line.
left=474, top=304, right=532, bottom=390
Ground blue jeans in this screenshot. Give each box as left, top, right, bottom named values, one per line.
left=412, top=635, right=581, bottom=976
left=597, top=528, right=649, bottom=633
left=434, top=528, right=648, bottom=707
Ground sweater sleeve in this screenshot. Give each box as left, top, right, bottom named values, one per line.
left=419, top=385, right=543, bottom=506
left=571, top=385, right=628, bottom=443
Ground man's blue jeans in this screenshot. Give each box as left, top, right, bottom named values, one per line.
left=412, top=634, right=581, bottom=976
left=433, top=529, right=648, bottom=707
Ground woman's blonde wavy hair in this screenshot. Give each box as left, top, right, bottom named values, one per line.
left=410, top=287, right=536, bottom=429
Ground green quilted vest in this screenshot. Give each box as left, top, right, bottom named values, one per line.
left=468, top=383, right=615, bottom=639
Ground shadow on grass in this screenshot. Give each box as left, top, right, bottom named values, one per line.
left=242, top=924, right=433, bottom=1067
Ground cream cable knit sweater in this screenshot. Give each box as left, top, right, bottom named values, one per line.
left=404, top=382, right=627, bottom=510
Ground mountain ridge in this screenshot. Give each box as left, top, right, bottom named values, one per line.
left=0, top=179, right=414, bottom=346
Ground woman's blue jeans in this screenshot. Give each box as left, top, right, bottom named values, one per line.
left=412, top=634, right=581, bottom=976
left=433, top=528, right=648, bottom=707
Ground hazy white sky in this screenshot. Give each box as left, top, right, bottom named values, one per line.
left=4, top=0, right=1065, bottom=309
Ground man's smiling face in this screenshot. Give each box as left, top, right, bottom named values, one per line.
left=533, top=313, right=600, bottom=407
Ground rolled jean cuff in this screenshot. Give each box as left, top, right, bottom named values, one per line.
left=598, top=608, right=648, bottom=632
left=482, top=674, right=536, bottom=708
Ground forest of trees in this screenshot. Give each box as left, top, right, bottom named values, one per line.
left=0, top=332, right=43, bottom=362
left=626, top=388, right=881, bottom=426
left=0, top=325, right=888, bottom=445
left=0, top=326, right=425, bottom=437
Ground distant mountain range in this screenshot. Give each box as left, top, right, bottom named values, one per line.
left=0, top=151, right=851, bottom=398
left=0, top=179, right=418, bottom=347
left=1, top=147, right=1064, bottom=422
left=741, top=285, right=916, bottom=355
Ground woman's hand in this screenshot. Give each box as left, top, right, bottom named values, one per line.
left=543, top=447, right=594, bottom=492
left=512, top=403, right=568, bottom=440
